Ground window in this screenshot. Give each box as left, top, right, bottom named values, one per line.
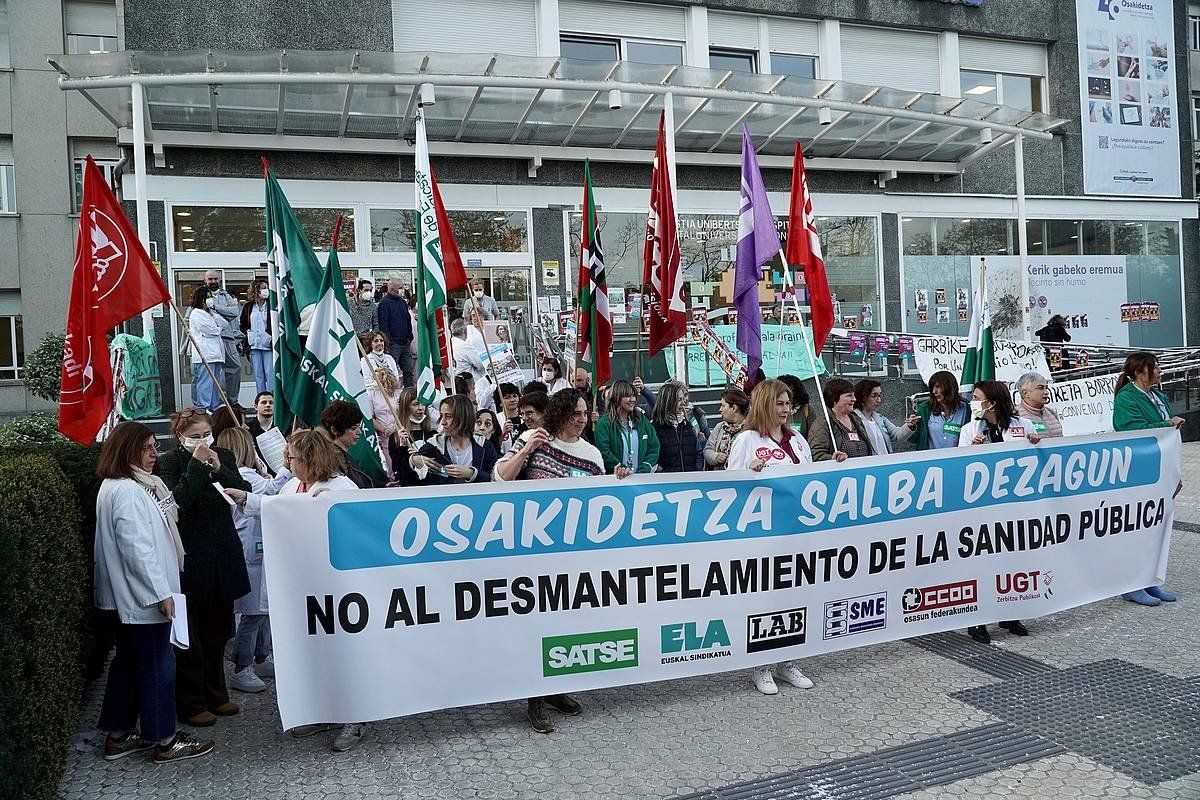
left=960, top=69, right=1043, bottom=112
left=172, top=206, right=355, bottom=252
left=0, top=0, right=8, bottom=69
left=770, top=53, right=817, bottom=79
left=559, top=34, right=682, bottom=65
left=0, top=165, right=13, bottom=213
left=1193, top=95, right=1200, bottom=134
left=369, top=209, right=528, bottom=253
left=1191, top=15, right=1200, bottom=50
left=64, top=1, right=117, bottom=54
left=0, top=314, right=22, bottom=380
left=709, top=49, right=756, bottom=74
left=72, top=158, right=119, bottom=210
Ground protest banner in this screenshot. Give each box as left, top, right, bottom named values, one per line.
left=109, top=332, right=162, bottom=419
left=1012, top=373, right=1118, bottom=438
left=262, top=429, right=1179, bottom=729
left=912, top=334, right=1050, bottom=384
left=666, top=323, right=826, bottom=385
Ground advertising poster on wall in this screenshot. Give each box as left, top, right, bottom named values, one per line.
left=1076, top=0, right=1180, bottom=196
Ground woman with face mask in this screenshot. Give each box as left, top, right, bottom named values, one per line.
left=387, top=388, right=436, bottom=486
left=475, top=408, right=504, bottom=453
left=957, top=380, right=1040, bottom=644
left=358, top=331, right=400, bottom=389
left=156, top=407, right=252, bottom=728
left=539, top=359, right=569, bottom=395
left=399, top=393, right=498, bottom=486
left=239, top=279, right=273, bottom=395
left=187, top=288, right=226, bottom=413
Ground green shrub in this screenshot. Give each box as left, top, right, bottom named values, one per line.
left=21, top=333, right=66, bottom=403
left=0, top=454, right=87, bottom=800
left=0, top=412, right=69, bottom=447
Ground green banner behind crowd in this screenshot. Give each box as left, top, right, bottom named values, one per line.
left=110, top=332, right=162, bottom=419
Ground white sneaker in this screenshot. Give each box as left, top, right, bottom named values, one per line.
left=752, top=667, right=778, bottom=695
left=776, top=663, right=814, bottom=689
left=253, top=660, right=275, bottom=678
left=331, top=723, right=365, bottom=752
left=229, top=668, right=267, bottom=693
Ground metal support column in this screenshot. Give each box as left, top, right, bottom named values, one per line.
left=1015, top=133, right=1031, bottom=342
left=131, top=81, right=155, bottom=341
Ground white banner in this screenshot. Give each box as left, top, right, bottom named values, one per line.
left=912, top=334, right=1051, bottom=384
left=1077, top=0, right=1180, bottom=196
left=261, top=430, right=1179, bottom=729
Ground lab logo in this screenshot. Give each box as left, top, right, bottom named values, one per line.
left=1098, top=0, right=1119, bottom=19
left=996, top=570, right=1054, bottom=602
left=542, top=628, right=638, bottom=677
left=823, top=592, right=887, bottom=640
left=746, top=607, right=806, bottom=653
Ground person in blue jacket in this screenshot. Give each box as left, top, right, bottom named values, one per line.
left=377, top=278, right=414, bottom=388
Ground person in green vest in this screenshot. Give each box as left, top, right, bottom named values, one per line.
left=1112, top=351, right=1185, bottom=606
left=913, top=371, right=970, bottom=450
left=594, top=379, right=660, bottom=477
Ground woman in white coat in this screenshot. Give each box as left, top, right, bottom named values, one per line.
left=727, top=379, right=816, bottom=697
left=216, top=428, right=291, bottom=694
left=94, top=422, right=214, bottom=764
left=188, top=287, right=227, bottom=412
left=223, top=429, right=362, bottom=753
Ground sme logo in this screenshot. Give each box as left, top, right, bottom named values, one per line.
left=542, top=629, right=638, bottom=677
left=823, top=592, right=887, bottom=640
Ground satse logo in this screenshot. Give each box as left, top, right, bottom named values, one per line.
left=996, top=570, right=1054, bottom=602
left=542, top=628, right=638, bottom=677
left=660, top=619, right=732, bottom=664
left=746, top=607, right=807, bottom=653
left=901, top=580, right=979, bottom=622
left=823, top=592, right=887, bottom=640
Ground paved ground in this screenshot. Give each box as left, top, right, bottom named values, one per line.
left=60, top=442, right=1200, bottom=800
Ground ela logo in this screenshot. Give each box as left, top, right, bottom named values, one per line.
left=542, top=629, right=638, bottom=677
left=746, top=607, right=807, bottom=653
left=661, top=620, right=732, bottom=653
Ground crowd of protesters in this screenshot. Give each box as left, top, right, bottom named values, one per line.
left=94, top=320, right=1187, bottom=762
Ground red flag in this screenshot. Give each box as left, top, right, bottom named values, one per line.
left=59, top=156, right=171, bottom=444
left=431, top=172, right=466, bottom=385
left=642, top=110, right=686, bottom=356
left=785, top=142, right=834, bottom=354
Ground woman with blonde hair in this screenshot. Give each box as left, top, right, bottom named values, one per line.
left=367, top=368, right=403, bottom=478
left=727, top=379, right=815, bottom=696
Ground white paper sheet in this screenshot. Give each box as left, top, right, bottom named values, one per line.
left=256, top=426, right=287, bottom=473
left=169, top=592, right=189, bottom=650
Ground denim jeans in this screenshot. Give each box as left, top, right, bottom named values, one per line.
left=231, top=613, right=272, bottom=667
left=250, top=349, right=273, bottom=395
left=192, top=360, right=223, bottom=412
left=98, top=622, right=176, bottom=743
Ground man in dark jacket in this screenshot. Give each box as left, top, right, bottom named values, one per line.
left=378, top=278, right=414, bottom=388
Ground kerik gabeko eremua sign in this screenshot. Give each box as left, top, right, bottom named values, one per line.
left=1077, top=0, right=1181, bottom=196
left=261, top=430, right=1179, bottom=729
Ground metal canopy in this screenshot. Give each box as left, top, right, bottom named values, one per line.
left=51, top=49, right=1066, bottom=171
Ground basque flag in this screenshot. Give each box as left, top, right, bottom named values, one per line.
left=576, top=160, right=612, bottom=386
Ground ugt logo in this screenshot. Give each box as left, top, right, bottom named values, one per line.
left=1098, top=0, right=1120, bottom=19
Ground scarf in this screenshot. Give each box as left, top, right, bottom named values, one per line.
left=131, top=466, right=186, bottom=569
left=667, top=412, right=688, bottom=428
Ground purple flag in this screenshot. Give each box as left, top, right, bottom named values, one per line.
left=734, top=125, right=783, bottom=377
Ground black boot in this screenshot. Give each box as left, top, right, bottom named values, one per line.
left=999, top=620, right=1030, bottom=636
left=967, top=625, right=991, bottom=644
left=527, top=698, right=554, bottom=734
left=544, top=693, right=582, bottom=716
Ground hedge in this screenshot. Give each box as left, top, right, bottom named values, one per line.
left=0, top=454, right=87, bottom=800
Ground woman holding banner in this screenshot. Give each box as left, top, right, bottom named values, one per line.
left=807, top=379, right=868, bottom=462
left=651, top=381, right=700, bottom=473
left=224, top=429, right=365, bottom=752
left=594, top=379, right=660, bottom=477
left=728, top=379, right=816, bottom=696
left=704, top=388, right=749, bottom=470
left=493, top=389, right=607, bottom=732
left=387, top=388, right=437, bottom=486
left=401, top=394, right=498, bottom=485
left=958, top=380, right=1040, bottom=644
left=1113, top=352, right=1184, bottom=606
left=914, top=371, right=970, bottom=451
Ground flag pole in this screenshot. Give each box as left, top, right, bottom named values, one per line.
left=167, top=300, right=237, bottom=419
left=777, top=248, right=833, bottom=435
left=472, top=315, right=504, bottom=396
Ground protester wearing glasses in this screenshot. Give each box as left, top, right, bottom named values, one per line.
left=727, top=379, right=815, bottom=696
left=651, top=381, right=700, bottom=473
left=853, top=379, right=917, bottom=456
left=493, top=389, right=606, bottom=733
left=320, top=399, right=375, bottom=489
left=157, top=408, right=252, bottom=728
left=1112, top=351, right=1185, bottom=606
left=224, top=430, right=364, bottom=752
left=400, top=393, right=498, bottom=486
left=594, top=379, right=660, bottom=477
left=93, top=422, right=216, bottom=764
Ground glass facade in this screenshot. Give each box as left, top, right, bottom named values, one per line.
left=901, top=217, right=1183, bottom=347
left=369, top=209, right=528, bottom=253
left=172, top=206, right=356, bottom=252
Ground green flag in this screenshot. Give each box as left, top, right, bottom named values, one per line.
left=265, top=166, right=326, bottom=432
left=413, top=111, right=448, bottom=406
left=961, top=258, right=995, bottom=387
left=287, top=246, right=387, bottom=486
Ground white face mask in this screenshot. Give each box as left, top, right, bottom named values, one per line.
left=473, top=290, right=484, bottom=299
left=181, top=434, right=213, bottom=451
left=473, top=432, right=486, bottom=446
left=360, top=291, right=372, bottom=302
left=204, top=297, right=216, bottom=309
left=542, top=370, right=555, bottom=383
left=259, top=288, right=269, bottom=300
left=970, top=400, right=987, bottom=420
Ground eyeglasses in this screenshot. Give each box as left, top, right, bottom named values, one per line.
left=142, top=444, right=161, bottom=455
left=174, top=407, right=205, bottom=420
left=283, top=454, right=295, bottom=464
